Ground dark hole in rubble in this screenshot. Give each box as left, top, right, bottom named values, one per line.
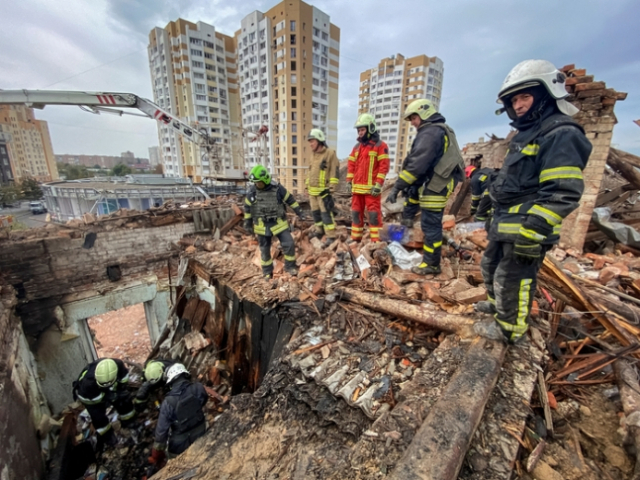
left=13, top=282, right=26, bottom=299
left=106, top=265, right=122, bottom=282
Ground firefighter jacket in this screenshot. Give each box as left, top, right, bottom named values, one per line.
left=306, top=146, right=340, bottom=196
left=73, top=358, right=130, bottom=407
left=244, top=182, right=301, bottom=236
left=394, top=114, right=465, bottom=195
left=347, top=133, right=390, bottom=195
left=154, top=378, right=207, bottom=453
left=470, top=167, right=497, bottom=214
left=488, top=112, right=592, bottom=245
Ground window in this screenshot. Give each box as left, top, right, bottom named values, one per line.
left=290, top=20, right=296, bottom=31
left=291, top=87, right=297, bottom=96
left=192, top=61, right=204, bottom=68
left=292, top=135, right=297, bottom=144
left=190, top=49, right=203, bottom=56
left=291, top=99, right=297, bottom=108
left=292, top=147, right=297, bottom=155
left=291, top=61, right=296, bottom=71
left=291, top=48, right=296, bottom=58
left=290, top=34, right=296, bottom=45
left=193, top=72, right=204, bottom=79
left=291, top=112, right=297, bottom=121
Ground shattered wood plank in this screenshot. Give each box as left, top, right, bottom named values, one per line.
left=191, top=300, right=209, bottom=333
left=608, top=148, right=640, bottom=189
left=541, top=256, right=638, bottom=347
left=181, top=296, right=200, bottom=322
left=219, top=214, right=242, bottom=236
left=337, top=287, right=475, bottom=335
left=389, top=337, right=507, bottom=480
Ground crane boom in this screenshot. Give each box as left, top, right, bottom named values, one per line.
left=0, top=89, right=208, bottom=146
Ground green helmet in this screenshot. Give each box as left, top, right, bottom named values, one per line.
left=144, top=360, right=165, bottom=385
left=249, top=165, right=271, bottom=185
left=95, top=359, right=118, bottom=387
left=354, top=113, right=377, bottom=134
left=307, top=128, right=326, bottom=143
left=403, top=99, right=437, bottom=122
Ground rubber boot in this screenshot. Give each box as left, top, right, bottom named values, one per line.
left=475, top=301, right=497, bottom=314
left=411, top=263, right=441, bottom=275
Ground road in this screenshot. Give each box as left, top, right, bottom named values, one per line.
left=0, top=202, right=49, bottom=229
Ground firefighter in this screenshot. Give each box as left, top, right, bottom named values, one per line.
left=149, top=363, right=208, bottom=464
left=306, top=128, right=340, bottom=247
left=386, top=99, right=465, bottom=275
left=133, top=358, right=175, bottom=411
left=72, top=358, right=136, bottom=448
left=243, top=165, right=305, bottom=279
left=347, top=113, right=390, bottom=243
left=465, top=165, right=498, bottom=221
left=478, top=59, right=592, bottom=343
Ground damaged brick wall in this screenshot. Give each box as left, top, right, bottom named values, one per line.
left=0, top=284, right=45, bottom=480
left=0, top=222, right=195, bottom=336
left=461, top=65, right=626, bottom=251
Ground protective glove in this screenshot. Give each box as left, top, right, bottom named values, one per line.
left=514, top=238, right=542, bottom=266
left=385, top=187, right=401, bottom=204
left=298, top=211, right=307, bottom=222
left=320, top=191, right=335, bottom=212
left=243, top=219, right=253, bottom=232
left=346, top=183, right=352, bottom=194
left=319, top=159, right=327, bottom=170
left=371, top=183, right=383, bottom=197
left=149, top=448, right=166, bottom=466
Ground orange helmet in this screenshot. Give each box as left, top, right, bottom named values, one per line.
left=465, top=165, right=477, bottom=179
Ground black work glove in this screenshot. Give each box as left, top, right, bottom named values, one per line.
left=319, top=159, right=327, bottom=170
left=243, top=219, right=253, bottom=232
left=321, top=191, right=335, bottom=212
left=298, top=211, right=307, bottom=222
left=371, top=183, right=383, bottom=197
left=385, top=187, right=401, bottom=204
left=514, top=237, right=542, bottom=266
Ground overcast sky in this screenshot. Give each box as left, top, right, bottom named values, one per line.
left=1, top=0, right=638, bottom=161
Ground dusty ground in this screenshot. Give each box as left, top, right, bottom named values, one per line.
left=88, top=304, right=151, bottom=365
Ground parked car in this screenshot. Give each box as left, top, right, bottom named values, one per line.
left=30, top=201, right=47, bottom=214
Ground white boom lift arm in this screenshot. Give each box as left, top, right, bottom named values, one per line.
left=0, top=89, right=218, bottom=162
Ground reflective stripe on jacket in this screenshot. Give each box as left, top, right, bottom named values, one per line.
left=488, top=113, right=592, bottom=244
left=243, top=182, right=300, bottom=236
left=306, top=146, right=340, bottom=196
left=347, top=135, right=390, bottom=194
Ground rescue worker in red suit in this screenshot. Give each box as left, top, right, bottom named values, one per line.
left=346, top=113, right=390, bottom=243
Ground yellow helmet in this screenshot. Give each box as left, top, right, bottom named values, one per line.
left=403, top=99, right=437, bottom=122
left=307, top=128, right=326, bottom=143
left=354, top=113, right=377, bottom=134
left=95, top=359, right=118, bottom=387
left=144, top=361, right=165, bottom=385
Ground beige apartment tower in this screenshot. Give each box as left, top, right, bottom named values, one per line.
left=148, top=19, right=243, bottom=183
left=358, top=54, right=444, bottom=173
left=0, top=105, right=59, bottom=183
left=236, top=0, right=340, bottom=193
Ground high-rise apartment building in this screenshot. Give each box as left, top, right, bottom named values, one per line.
left=0, top=105, right=59, bottom=183
left=0, top=130, right=14, bottom=185
left=148, top=19, right=244, bottom=182
left=148, top=146, right=160, bottom=166
left=236, top=0, right=340, bottom=193
left=357, top=54, right=444, bottom=173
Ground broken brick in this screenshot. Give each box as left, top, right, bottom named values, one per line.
left=312, top=275, right=325, bottom=295
left=530, top=300, right=539, bottom=317
left=423, top=282, right=445, bottom=304
left=599, top=266, right=622, bottom=285
left=610, top=262, right=630, bottom=277
left=382, top=277, right=402, bottom=295
left=185, top=245, right=197, bottom=254
left=454, top=286, right=487, bottom=305
left=231, top=203, right=243, bottom=216
left=562, top=260, right=581, bottom=275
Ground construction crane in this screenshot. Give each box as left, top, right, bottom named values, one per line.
left=0, top=89, right=249, bottom=181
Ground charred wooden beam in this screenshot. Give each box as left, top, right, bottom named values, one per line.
left=389, top=337, right=507, bottom=480
left=336, top=287, right=475, bottom=335
left=615, top=359, right=640, bottom=479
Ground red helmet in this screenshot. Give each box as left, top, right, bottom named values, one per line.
left=464, top=165, right=477, bottom=179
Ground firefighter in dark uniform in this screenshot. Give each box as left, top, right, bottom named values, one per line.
left=149, top=364, right=208, bottom=464
left=133, top=358, right=175, bottom=411
left=386, top=99, right=465, bottom=275
left=243, top=164, right=305, bottom=279
left=73, top=358, right=136, bottom=448
left=477, top=59, right=592, bottom=343
left=465, top=165, right=498, bottom=221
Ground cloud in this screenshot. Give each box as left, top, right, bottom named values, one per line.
left=0, top=0, right=638, bottom=160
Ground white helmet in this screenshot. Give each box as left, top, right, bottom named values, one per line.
left=497, top=60, right=578, bottom=118
left=165, top=363, right=189, bottom=384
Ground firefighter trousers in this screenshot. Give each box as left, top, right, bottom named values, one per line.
left=351, top=193, right=382, bottom=242
left=401, top=185, right=421, bottom=222
left=309, top=194, right=336, bottom=238
left=481, top=240, right=550, bottom=342
left=258, top=230, right=296, bottom=275
left=83, top=389, right=135, bottom=436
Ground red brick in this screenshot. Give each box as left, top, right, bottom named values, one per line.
left=569, top=68, right=586, bottom=76
left=454, top=286, right=487, bottom=305
left=383, top=277, right=402, bottom=295
left=599, top=266, right=621, bottom=284
left=423, top=282, right=444, bottom=304
left=530, top=300, right=539, bottom=317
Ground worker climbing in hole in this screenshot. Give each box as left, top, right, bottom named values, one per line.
left=133, top=358, right=175, bottom=411
left=306, top=128, right=340, bottom=248
left=148, top=363, right=208, bottom=469
left=243, top=165, right=306, bottom=279
left=347, top=113, right=390, bottom=243
left=72, top=358, right=137, bottom=450
left=476, top=59, right=592, bottom=344
left=386, top=99, right=465, bottom=275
